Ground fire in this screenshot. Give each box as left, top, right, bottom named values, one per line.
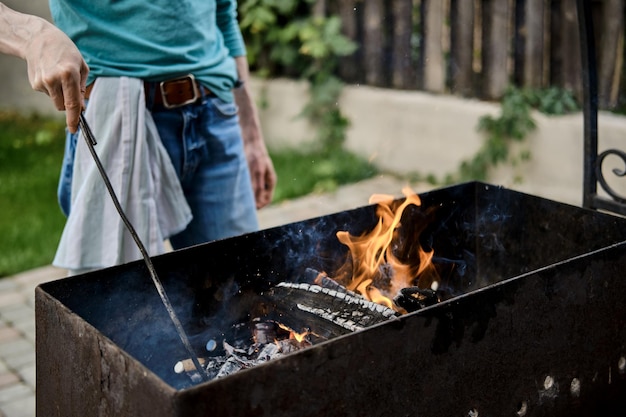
left=335, top=187, right=439, bottom=312
left=277, top=322, right=312, bottom=343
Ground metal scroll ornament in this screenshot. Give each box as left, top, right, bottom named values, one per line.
left=597, top=149, right=626, bottom=204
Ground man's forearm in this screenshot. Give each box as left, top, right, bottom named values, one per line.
left=233, top=55, right=261, bottom=143
left=0, top=3, right=48, bottom=59
left=232, top=55, right=276, bottom=209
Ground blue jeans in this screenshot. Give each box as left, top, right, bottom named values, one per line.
left=58, top=89, right=259, bottom=250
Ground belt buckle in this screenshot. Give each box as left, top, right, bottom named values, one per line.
left=159, top=74, right=200, bottom=109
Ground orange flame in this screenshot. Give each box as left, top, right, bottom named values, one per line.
left=277, top=323, right=311, bottom=343
left=335, top=187, right=439, bottom=312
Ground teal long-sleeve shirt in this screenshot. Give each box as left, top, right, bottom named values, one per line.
left=49, top=0, right=245, bottom=102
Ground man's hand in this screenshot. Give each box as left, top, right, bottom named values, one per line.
left=0, top=3, right=88, bottom=133
left=25, top=21, right=88, bottom=133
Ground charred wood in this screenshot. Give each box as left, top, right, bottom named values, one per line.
left=267, top=282, right=397, bottom=334
left=393, top=286, right=439, bottom=313
left=297, top=268, right=358, bottom=296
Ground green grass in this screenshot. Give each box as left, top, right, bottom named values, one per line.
left=0, top=113, right=377, bottom=277
left=270, top=147, right=378, bottom=201
left=0, top=112, right=67, bottom=277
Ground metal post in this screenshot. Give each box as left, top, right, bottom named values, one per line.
left=578, top=0, right=626, bottom=215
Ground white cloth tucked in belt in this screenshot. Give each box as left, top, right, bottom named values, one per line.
left=53, top=77, right=192, bottom=273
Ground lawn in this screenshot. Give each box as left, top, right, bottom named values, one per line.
left=0, top=112, right=67, bottom=277
left=0, top=112, right=377, bottom=277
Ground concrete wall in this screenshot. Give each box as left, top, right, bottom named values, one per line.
left=252, top=78, right=626, bottom=208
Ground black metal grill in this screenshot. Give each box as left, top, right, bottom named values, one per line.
left=36, top=182, right=626, bottom=416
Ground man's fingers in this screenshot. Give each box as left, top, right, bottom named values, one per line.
left=46, top=83, right=66, bottom=111
left=252, top=172, right=264, bottom=208
left=27, top=41, right=88, bottom=133
left=65, top=103, right=81, bottom=133
left=59, top=61, right=88, bottom=133
left=254, top=168, right=276, bottom=209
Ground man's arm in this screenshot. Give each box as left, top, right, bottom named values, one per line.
left=0, top=2, right=88, bottom=133
left=233, top=55, right=276, bottom=209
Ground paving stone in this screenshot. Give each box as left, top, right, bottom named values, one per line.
left=9, top=318, right=32, bottom=333
left=0, top=340, right=32, bottom=360
left=0, top=383, right=32, bottom=403
left=0, top=293, right=26, bottom=310
left=12, top=266, right=66, bottom=288
left=11, top=323, right=34, bottom=345
left=0, top=393, right=34, bottom=417
left=0, top=372, right=19, bottom=390
left=7, top=351, right=34, bottom=371
left=16, top=365, right=34, bottom=390
left=0, top=328, right=20, bottom=344
left=0, top=281, right=17, bottom=293
left=0, top=306, right=32, bottom=326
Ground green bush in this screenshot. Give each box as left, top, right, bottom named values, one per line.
left=239, top=0, right=357, bottom=151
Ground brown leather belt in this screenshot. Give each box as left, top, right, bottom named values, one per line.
left=84, top=74, right=213, bottom=109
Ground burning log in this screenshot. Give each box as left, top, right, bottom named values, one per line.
left=393, top=284, right=439, bottom=313
left=267, top=281, right=398, bottom=334
left=297, top=267, right=360, bottom=296
left=299, top=267, right=440, bottom=314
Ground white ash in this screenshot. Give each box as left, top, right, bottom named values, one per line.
left=276, top=282, right=397, bottom=318
left=296, top=303, right=363, bottom=332
left=176, top=338, right=312, bottom=382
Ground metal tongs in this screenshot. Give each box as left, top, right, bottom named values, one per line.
left=78, top=113, right=209, bottom=381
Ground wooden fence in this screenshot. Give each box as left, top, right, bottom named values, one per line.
left=316, top=0, right=624, bottom=109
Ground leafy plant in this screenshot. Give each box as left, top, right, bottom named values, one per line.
left=238, top=0, right=357, bottom=152
left=445, top=86, right=579, bottom=183
left=523, top=86, right=579, bottom=115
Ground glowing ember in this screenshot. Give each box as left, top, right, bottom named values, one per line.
left=277, top=322, right=314, bottom=343
left=334, top=187, right=440, bottom=312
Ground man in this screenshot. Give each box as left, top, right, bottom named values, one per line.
left=0, top=2, right=88, bottom=133
left=49, top=0, right=277, bottom=273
